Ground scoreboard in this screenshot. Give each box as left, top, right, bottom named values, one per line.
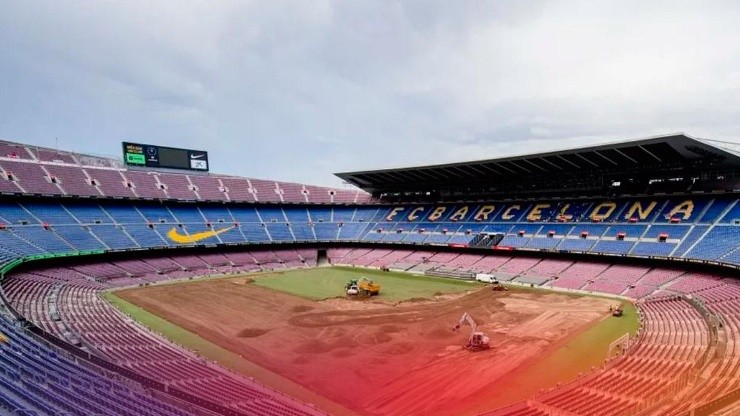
left=122, top=142, right=209, bottom=172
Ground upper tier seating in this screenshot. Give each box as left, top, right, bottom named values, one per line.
left=0, top=140, right=371, bottom=204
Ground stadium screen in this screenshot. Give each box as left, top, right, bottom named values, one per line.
left=122, top=142, right=209, bottom=172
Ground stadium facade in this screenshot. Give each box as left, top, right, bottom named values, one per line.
left=0, top=134, right=738, bottom=416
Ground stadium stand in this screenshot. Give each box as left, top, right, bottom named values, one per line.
left=0, top=314, right=194, bottom=416
left=0, top=134, right=738, bottom=415
left=0, top=140, right=370, bottom=204
left=2, top=250, right=323, bottom=416
left=0, top=197, right=736, bottom=267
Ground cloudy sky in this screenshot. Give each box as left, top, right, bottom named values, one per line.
left=1, top=1, right=739, bottom=186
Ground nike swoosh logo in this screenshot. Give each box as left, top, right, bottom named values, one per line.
left=190, top=154, right=205, bottom=159
left=167, top=225, right=234, bottom=244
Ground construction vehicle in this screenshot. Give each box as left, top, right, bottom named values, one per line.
left=612, top=306, right=623, bottom=317
left=345, top=277, right=381, bottom=296
left=491, top=280, right=507, bottom=292
left=358, top=277, right=381, bottom=296
left=452, top=312, right=490, bottom=351
left=345, top=280, right=359, bottom=295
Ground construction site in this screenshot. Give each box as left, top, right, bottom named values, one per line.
left=115, top=269, right=625, bottom=416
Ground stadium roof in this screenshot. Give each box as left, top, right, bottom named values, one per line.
left=335, top=134, right=740, bottom=195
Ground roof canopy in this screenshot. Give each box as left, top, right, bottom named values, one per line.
left=336, top=134, right=740, bottom=198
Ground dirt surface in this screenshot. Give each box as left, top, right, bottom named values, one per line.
left=118, top=278, right=613, bottom=416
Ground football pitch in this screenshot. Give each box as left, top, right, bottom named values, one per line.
left=108, top=266, right=640, bottom=415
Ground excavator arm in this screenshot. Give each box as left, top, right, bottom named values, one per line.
left=452, top=312, right=477, bottom=336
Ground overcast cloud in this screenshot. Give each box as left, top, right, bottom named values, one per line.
left=1, top=1, right=739, bottom=186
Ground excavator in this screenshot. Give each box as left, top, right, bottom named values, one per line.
left=452, top=312, right=490, bottom=352
left=345, top=277, right=381, bottom=297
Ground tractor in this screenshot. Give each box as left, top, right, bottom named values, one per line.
left=345, top=279, right=359, bottom=295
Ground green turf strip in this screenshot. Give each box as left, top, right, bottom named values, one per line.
left=251, top=266, right=481, bottom=302
left=103, top=291, right=228, bottom=356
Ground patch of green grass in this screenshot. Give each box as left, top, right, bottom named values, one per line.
left=103, top=292, right=229, bottom=357
left=251, top=266, right=481, bottom=302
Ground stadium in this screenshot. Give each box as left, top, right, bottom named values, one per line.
left=0, top=133, right=737, bottom=416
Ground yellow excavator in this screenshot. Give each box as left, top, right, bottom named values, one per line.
left=346, top=276, right=381, bottom=296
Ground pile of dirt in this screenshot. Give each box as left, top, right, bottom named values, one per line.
left=291, top=305, right=313, bottom=313
left=318, top=298, right=388, bottom=311
left=381, top=342, right=414, bottom=355
left=237, top=328, right=269, bottom=338
left=293, top=339, right=333, bottom=354
left=330, top=348, right=357, bottom=358
left=426, top=327, right=456, bottom=339
left=404, top=297, right=428, bottom=303
left=327, top=337, right=358, bottom=350
left=292, top=356, right=311, bottom=365
left=324, top=327, right=348, bottom=337
left=381, top=325, right=401, bottom=334
left=359, top=331, right=393, bottom=345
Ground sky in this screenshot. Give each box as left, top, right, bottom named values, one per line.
left=1, top=1, right=740, bottom=187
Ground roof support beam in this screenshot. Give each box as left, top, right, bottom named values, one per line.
left=479, top=164, right=503, bottom=175
left=402, top=170, right=432, bottom=182
left=440, top=167, right=465, bottom=178
left=574, top=153, right=600, bottom=167
left=556, top=155, right=581, bottom=169
left=465, top=164, right=491, bottom=176
left=375, top=172, right=404, bottom=183
left=415, top=169, right=441, bottom=181
left=389, top=171, right=414, bottom=182
left=613, top=148, right=638, bottom=164
left=593, top=151, right=619, bottom=166
left=493, top=162, right=517, bottom=174
left=538, top=157, right=563, bottom=170
left=507, top=160, right=532, bottom=173
left=450, top=165, right=476, bottom=177
left=522, top=158, right=549, bottom=172
left=638, top=145, right=663, bottom=162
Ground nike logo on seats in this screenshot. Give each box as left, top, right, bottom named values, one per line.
left=167, top=226, right=234, bottom=243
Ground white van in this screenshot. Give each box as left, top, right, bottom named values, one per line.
left=475, top=274, right=496, bottom=283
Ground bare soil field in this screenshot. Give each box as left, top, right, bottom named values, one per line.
left=118, top=277, right=613, bottom=415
